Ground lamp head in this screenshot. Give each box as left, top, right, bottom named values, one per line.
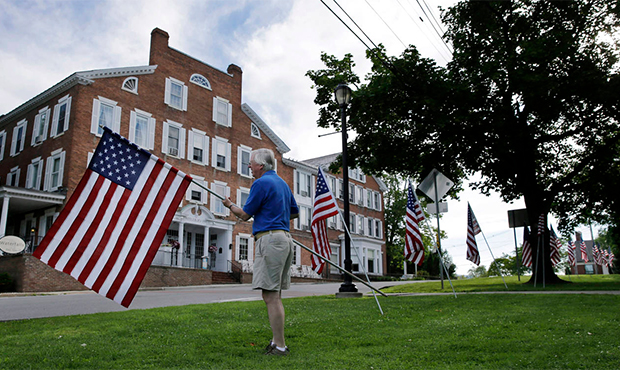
left=334, top=83, right=352, bottom=107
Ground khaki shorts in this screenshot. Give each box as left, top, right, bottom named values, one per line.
left=252, top=232, right=294, bottom=291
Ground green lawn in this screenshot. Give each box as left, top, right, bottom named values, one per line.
left=1, top=279, right=619, bottom=369
left=383, top=274, right=620, bottom=294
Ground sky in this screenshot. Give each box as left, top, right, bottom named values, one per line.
left=0, top=0, right=600, bottom=275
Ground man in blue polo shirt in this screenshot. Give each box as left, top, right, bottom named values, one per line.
left=223, top=148, right=299, bottom=356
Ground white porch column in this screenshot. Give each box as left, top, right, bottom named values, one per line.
left=177, top=222, right=185, bottom=267
left=0, top=196, right=9, bottom=238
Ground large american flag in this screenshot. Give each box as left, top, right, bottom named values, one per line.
left=466, top=203, right=481, bottom=266
left=310, top=167, right=340, bottom=274
left=567, top=241, right=576, bottom=267
left=34, top=128, right=191, bottom=307
left=549, top=226, right=561, bottom=266
left=404, top=183, right=425, bottom=266
left=580, top=240, right=589, bottom=262
left=521, top=226, right=532, bottom=268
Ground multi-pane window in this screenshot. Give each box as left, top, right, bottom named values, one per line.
left=338, top=179, right=343, bottom=199
left=213, top=97, right=232, bottom=127
left=129, top=109, right=155, bottom=149
left=210, top=181, right=230, bottom=216
left=7, top=166, right=20, bottom=187
left=51, top=95, right=71, bottom=137
left=296, top=171, right=311, bottom=197
left=295, top=206, right=311, bottom=231
left=162, top=120, right=186, bottom=158
left=367, top=218, right=374, bottom=236
left=329, top=176, right=337, bottom=196
left=91, top=97, right=121, bottom=136
left=239, top=237, right=249, bottom=261
left=186, top=176, right=206, bottom=204
left=190, top=74, right=211, bottom=90
left=10, top=119, right=27, bottom=156
left=188, top=129, right=208, bottom=165
left=45, top=149, right=65, bottom=191
left=374, top=220, right=382, bottom=238
left=237, top=187, right=250, bottom=208
left=165, top=77, right=188, bottom=111
left=32, top=106, right=50, bottom=145
left=374, top=192, right=382, bottom=211
left=26, top=157, right=43, bottom=190
left=238, top=146, right=251, bottom=177
left=250, top=122, right=261, bottom=138
left=366, top=189, right=373, bottom=208
left=349, top=213, right=356, bottom=234
left=358, top=215, right=364, bottom=235
left=211, top=137, right=231, bottom=171
left=349, top=183, right=356, bottom=203
left=367, top=249, right=375, bottom=273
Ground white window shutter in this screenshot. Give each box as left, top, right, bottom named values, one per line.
left=187, top=130, right=194, bottom=160
left=225, top=186, right=231, bottom=216
left=129, top=111, right=136, bottom=143
left=32, top=116, right=41, bottom=146
left=36, top=161, right=43, bottom=190
left=211, top=138, right=217, bottom=167
left=26, top=164, right=33, bottom=188
left=179, top=127, right=186, bottom=159
left=10, top=127, right=17, bottom=156
left=58, top=152, right=65, bottom=188
left=44, top=157, right=52, bottom=191
left=63, top=97, right=72, bottom=132
left=227, top=102, right=232, bottom=127
left=91, top=99, right=100, bottom=135
left=164, top=78, right=171, bottom=105
left=212, top=97, right=218, bottom=123
left=148, top=117, right=156, bottom=150
left=182, top=85, right=188, bottom=111
left=225, top=142, right=232, bottom=171
left=237, top=146, right=243, bottom=175
left=162, top=122, right=169, bottom=155
left=113, top=105, right=121, bottom=133
left=51, top=103, right=60, bottom=137
left=42, top=108, right=50, bottom=141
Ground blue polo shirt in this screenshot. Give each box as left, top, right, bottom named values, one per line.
left=243, top=171, right=299, bottom=235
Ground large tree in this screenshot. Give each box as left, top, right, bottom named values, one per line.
left=307, top=0, right=620, bottom=284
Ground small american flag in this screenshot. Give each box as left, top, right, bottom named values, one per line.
left=34, top=128, right=191, bottom=307
left=466, top=203, right=481, bottom=266
left=404, top=183, right=425, bottom=266
left=580, top=240, right=589, bottom=262
left=310, top=167, right=340, bottom=274
left=593, top=244, right=602, bottom=265
left=549, top=226, right=561, bottom=266
left=521, top=226, right=532, bottom=268
left=567, top=241, right=576, bottom=266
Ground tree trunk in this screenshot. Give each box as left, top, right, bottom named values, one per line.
left=525, top=227, right=566, bottom=286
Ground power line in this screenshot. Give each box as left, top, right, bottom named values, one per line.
left=415, top=0, right=453, bottom=54
left=364, top=0, right=407, bottom=49
left=396, top=0, right=452, bottom=62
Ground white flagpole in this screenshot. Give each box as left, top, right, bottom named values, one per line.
left=479, top=230, right=508, bottom=289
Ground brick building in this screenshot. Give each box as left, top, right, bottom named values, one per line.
left=0, top=28, right=386, bottom=287
left=571, top=231, right=610, bottom=275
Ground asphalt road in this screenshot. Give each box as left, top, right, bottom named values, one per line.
left=0, top=281, right=416, bottom=322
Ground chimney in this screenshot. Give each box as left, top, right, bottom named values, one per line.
left=149, top=28, right=170, bottom=65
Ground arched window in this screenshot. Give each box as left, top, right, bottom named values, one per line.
left=251, top=122, right=261, bottom=139
left=190, top=73, right=211, bottom=90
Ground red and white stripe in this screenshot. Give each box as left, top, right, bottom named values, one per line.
left=34, top=157, right=190, bottom=307
left=310, top=168, right=340, bottom=274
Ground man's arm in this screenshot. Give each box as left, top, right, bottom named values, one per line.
left=290, top=213, right=299, bottom=220
left=222, top=197, right=252, bottom=221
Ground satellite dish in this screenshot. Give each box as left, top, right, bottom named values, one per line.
left=0, top=236, right=26, bottom=254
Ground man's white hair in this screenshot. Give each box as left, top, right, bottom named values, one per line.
left=251, top=148, right=275, bottom=171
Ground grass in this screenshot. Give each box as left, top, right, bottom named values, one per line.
left=383, top=274, right=620, bottom=294
left=1, top=276, right=619, bottom=369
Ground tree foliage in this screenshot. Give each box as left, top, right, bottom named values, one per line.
left=307, top=0, right=620, bottom=285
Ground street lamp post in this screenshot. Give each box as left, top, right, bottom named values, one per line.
left=334, top=83, right=358, bottom=294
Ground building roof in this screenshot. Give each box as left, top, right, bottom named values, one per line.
left=241, top=103, right=290, bottom=154
left=0, top=65, right=157, bottom=126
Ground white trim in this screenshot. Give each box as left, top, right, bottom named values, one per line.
left=162, top=120, right=186, bottom=158
left=188, top=128, right=208, bottom=165
left=235, top=233, right=254, bottom=263
left=129, top=109, right=155, bottom=150
left=50, top=94, right=71, bottom=138
left=31, top=106, right=50, bottom=146
left=210, top=180, right=230, bottom=216
left=10, top=119, right=27, bottom=157
left=190, top=73, right=212, bottom=90
left=212, top=96, right=232, bottom=127
left=211, top=136, right=231, bottom=171
left=0, top=130, right=6, bottom=161
left=44, top=149, right=65, bottom=192
left=90, top=96, right=121, bottom=136
left=121, top=77, right=139, bottom=94
left=165, top=77, right=188, bottom=111
left=237, top=145, right=252, bottom=178
left=26, top=156, right=44, bottom=190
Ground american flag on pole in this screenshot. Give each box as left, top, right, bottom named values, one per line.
left=310, top=167, right=340, bottom=274
left=580, top=240, right=589, bottom=262
left=521, top=226, right=532, bottom=268
left=549, top=226, right=561, bottom=266
left=567, top=241, right=576, bottom=266
left=466, top=203, right=481, bottom=266
left=33, top=127, right=191, bottom=307
left=404, top=182, right=425, bottom=266
left=593, top=243, right=602, bottom=265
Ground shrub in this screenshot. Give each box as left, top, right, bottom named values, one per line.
left=0, top=272, right=15, bottom=293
